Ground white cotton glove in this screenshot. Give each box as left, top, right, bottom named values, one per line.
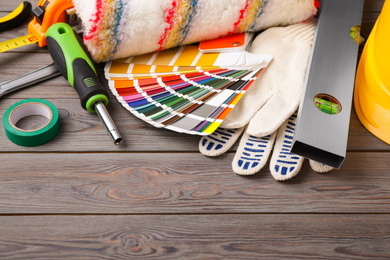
left=200, top=112, right=332, bottom=180
left=199, top=19, right=333, bottom=180
left=222, top=18, right=316, bottom=136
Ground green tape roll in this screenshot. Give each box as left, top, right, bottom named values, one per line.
left=3, top=99, right=60, bottom=147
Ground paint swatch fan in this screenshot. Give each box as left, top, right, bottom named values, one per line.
left=105, top=37, right=272, bottom=135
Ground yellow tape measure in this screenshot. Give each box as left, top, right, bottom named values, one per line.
left=0, top=34, right=38, bottom=53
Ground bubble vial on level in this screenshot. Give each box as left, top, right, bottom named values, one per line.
left=314, top=93, right=342, bottom=115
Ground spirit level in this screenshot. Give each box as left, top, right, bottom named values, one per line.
left=291, top=0, right=364, bottom=168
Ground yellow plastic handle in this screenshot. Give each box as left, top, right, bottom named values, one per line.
left=0, top=3, right=25, bottom=23
left=0, top=2, right=31, bottom=31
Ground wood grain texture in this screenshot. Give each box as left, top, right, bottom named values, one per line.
left=0, top=214, right=389, bottom=260
left=0, top=0, right=389, bottom=259
left=0, top=1, right=38, bottom=12
left=0, top=152, right=389, bottom=214
left=0, top=96, right=388, bottom=152
left=361, top=0, right=384, bottom=37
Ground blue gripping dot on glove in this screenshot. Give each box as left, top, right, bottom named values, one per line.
left=237, top=135, right=272, bottom=171
left=274, top=114, right=300, bottom=176
left=201, top=129, right=238, bottom=151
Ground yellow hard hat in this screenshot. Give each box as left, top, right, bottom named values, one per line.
left=354, top=0, right=390, bottom=144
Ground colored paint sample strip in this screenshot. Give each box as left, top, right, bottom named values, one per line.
left=112, top=68, right=254, bottom=113
left=109, top=67, right=269, bottom=134
left=111, top=69, right=247, bottom=107
left=118, top=69, right=256, bottom=134
left=104, top=42, right=273, bottom=135
left=105, top=44, right=272, bottom=78
left=174, top=70, right=262, bottom=135
left=109, top=69, right=245, bottom=125
left=200, top=69, right=264, bottom=134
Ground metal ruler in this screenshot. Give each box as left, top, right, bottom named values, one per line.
left=291, top=0, right=364, bottom=168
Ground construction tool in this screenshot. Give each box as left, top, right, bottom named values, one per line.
left=0, top=0, right=76, bottom=52
left=45, top=23, right=123, bottom=145
left=0, top=63, right=60, bottom=97
left=291, top=0, right=364, bottom=168
left=0, top=1, right=78, bottom=97
left=0, top=1, right=32, bottom=32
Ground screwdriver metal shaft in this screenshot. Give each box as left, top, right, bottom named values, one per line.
left=46, top=23, right=123, bottom=145
left=94, top=102, right=123, bottom=145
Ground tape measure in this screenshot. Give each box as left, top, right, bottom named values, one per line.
left=0, top=0, right=76, bottom=53
left=0, top=34, right=38, bottom=53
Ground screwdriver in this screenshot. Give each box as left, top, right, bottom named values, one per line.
left=45, top=23, right=123, bottom=145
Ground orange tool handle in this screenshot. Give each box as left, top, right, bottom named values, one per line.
left=27, top=0, right=74, bottom=47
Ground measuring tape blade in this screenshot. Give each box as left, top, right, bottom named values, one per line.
left=0, top=34, right=38, bottom=53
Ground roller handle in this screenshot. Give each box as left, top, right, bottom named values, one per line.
left=45, top=23, right=108, bottom=112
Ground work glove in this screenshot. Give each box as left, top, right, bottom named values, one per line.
left=199, top=18, right=333, bottom=180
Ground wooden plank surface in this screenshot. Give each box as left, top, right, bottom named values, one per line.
left=0, top=152, right=390, bottom=214
left=0, top=0, right=389, bottom=259
left=0, top=214, right=389, bottom=260
left=0, top=96, right=388, bottom=152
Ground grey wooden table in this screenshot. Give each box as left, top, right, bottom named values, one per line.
left=0, top=0, right=389, bottom=259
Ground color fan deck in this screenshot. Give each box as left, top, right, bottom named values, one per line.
left=0, top=1, right=389, bottom=259
left=106, top=45, right=272, bottom=135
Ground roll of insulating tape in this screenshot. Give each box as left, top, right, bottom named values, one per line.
left=3, top=99, right=60, bottom=147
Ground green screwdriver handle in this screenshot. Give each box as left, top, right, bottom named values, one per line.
left=45, top=23, right=108, bottom=113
